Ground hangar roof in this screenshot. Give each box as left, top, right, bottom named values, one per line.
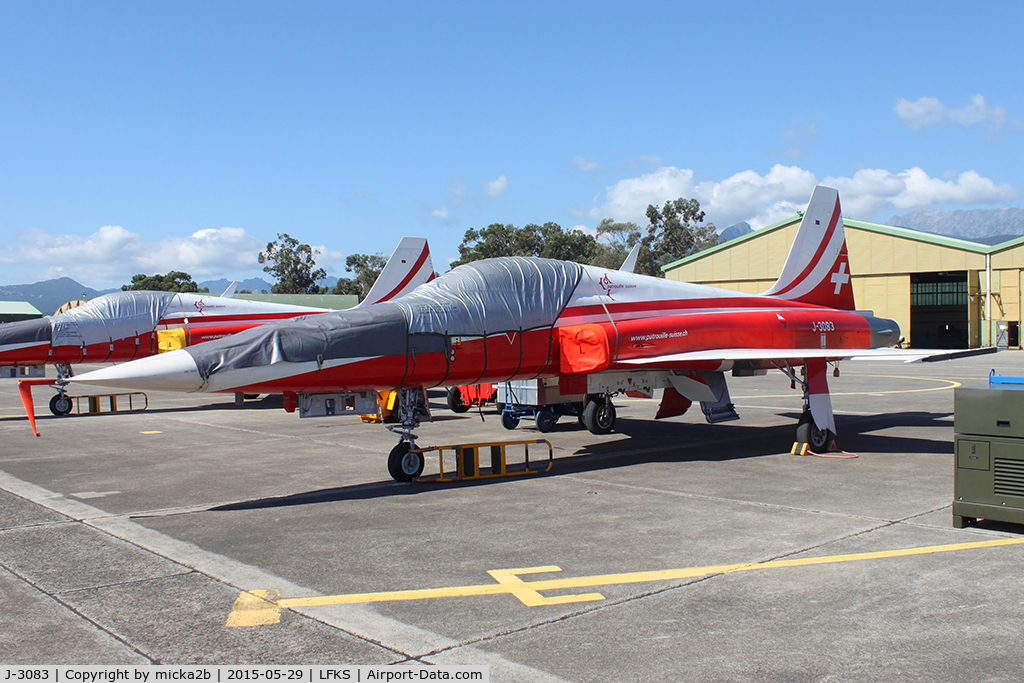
left=0, top=301, right=43, bottom=317
left=662, top=215, right=1003, bottom=272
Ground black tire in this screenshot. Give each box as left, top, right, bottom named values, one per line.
left=49, top=394, right=73, bottom=416
left=501, top=411, right=520, bottom=430
left=535, top=409, right=555, bottom=433
left=447, top=387, right=470, bottom=413
left=583, top=399, right=616, bottom=434
left=796, top=411, right=833, bottom=451
left=387, top=441, right=424, bottom=482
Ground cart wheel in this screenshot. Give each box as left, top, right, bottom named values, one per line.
left=535, top=408, right=555, bottom=433
left=387, top=441, right=424, bottom=481
left=583, top=399, right=616, bottom=435
left=49, top=394, right=73, bottom=416
left=501, top=411, right=520, bottom=430
left=446, top=387, right=470, bottom=413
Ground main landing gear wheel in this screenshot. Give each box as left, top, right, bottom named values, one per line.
left=446, top=387, right=470, bottom=413
left=795, top=411, right=833, bottom=452
left=49, top=394, right=73, bottom=416
left=387, top=441, right=424, bottom=482
left=582, top=398, right=616, bottom=435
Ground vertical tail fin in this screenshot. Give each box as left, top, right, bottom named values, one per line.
left=357, top=237, right=435, bottom=307
left=762, top=186, right=855, bottom=310
left=618, top=243, right=641, bottom=273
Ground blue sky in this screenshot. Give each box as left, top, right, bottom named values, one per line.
left=1, top=1, right=1022, bottom=287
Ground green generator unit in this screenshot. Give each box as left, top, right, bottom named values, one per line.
left=953, top=372, right=1024, bottom=528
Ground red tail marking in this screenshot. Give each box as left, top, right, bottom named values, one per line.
left=772, top=195, right=841, bottom=297
left=379, top=244, right=431, bottom=302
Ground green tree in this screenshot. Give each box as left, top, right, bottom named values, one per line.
left=451, top=222, right=598, bottom=268
left=258, top=233, right=327, bottom=294
left=637, top=198, right=718, bottom=277
left=121, top=271, right=209, bottom=293
left=332, top=252, right=389, bottom=300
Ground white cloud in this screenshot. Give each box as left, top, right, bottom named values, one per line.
left=824, top=167, right=1019, bottom=217
left=896, top=95, right=1011, bottom=134
left=949, top=94, right=1008, bottom=128
left=591, top=164, right=1019, bottom=230
left=597, top=164, right=817, bottom=229
left=427, top=175, right=508, bottom=224
left=895, top=96, right=947, bottom=130
left=571, top=156, right=601, bottom=172
left=484, top=175, right=508, bottom=197
left=0, top=225, right=266, bottom=288
left=430, top=206, right=456, bottom=224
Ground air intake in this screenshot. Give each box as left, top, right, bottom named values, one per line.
left=994, top=458, right=1024, bottom=498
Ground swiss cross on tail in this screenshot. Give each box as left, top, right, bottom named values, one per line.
left=762, top=186, right=856, bottom=311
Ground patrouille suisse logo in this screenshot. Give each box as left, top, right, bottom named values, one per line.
left=598, top=273, right=636, bottom=300
left=193, top=298, right=226, bottom=314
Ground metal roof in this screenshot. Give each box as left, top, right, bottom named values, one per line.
left=661, top=215, right=1007, bottom=272
left=0, top=301, right=43, bottom=316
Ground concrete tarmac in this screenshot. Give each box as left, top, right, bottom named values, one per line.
left=2, top=353, right=1023, bottom=681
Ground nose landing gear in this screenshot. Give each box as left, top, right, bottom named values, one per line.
left=385, top=388, right=431, bottom=482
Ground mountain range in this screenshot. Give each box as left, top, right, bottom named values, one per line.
left=719, top=221, right=752, bottom=243
left=0, top=275, right=344, bottom=315
left=0, top=278, right=118, bottom=316
left=5, top=208, right=1024, bottom=313
left=887, top=207, right=1024, bottom=245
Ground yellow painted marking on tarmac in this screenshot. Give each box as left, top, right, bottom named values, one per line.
left=139, top=431, right=162, bottom=434
left=486, top=566, right=605, bottom=606
left=733, top=375, right=960, bottom=400
left=225, top=589, right=281, bottom=627
left=228, top=537, right=1024, bottom=624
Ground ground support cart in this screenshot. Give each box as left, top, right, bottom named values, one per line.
left=496, top=378, right=585, bottom=433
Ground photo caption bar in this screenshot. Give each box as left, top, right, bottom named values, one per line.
left=1, top=667, right=488, bottom=683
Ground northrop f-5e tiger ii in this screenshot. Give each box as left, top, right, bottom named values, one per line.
left=74, top=187, right=962, bottom=480
left=1, top=237, right=433, bottom=427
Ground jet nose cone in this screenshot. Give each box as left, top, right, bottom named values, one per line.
left=71, top=350, right=204, bottom=392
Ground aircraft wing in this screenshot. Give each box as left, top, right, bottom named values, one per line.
left=618, top=346, right=998, bottom=366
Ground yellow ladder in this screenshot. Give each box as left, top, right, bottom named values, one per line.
left=414, top=439, right=553, bottom=482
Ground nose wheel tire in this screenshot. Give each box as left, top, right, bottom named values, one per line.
left=49, top=394, right=73, bottom=416
left=796, top=411, right=833, bottom=452
left=582, top=399, right=616, bottom=434
left=387, top=441, right=424, bottom=482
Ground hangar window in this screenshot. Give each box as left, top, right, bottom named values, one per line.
left=910, top=280, right=968, bottom=307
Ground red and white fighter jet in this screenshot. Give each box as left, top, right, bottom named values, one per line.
left=73, top=187, right=961, bottom=480
left=3, top=236, right=433, bottom=426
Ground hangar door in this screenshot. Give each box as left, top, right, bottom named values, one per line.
left=910, top=272, right=969, bottom=348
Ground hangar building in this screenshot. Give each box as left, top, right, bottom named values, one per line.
left=663, top=215, right=1024, bottom=349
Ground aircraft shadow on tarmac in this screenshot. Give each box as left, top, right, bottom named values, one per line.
left=210, top=409, right=955, bottom=512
